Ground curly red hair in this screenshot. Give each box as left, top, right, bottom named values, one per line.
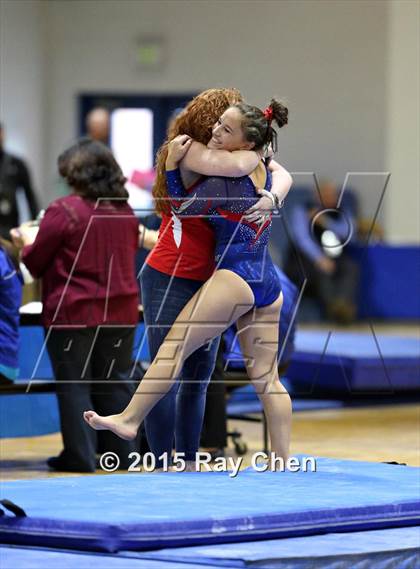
left=153, top=88, right=243, bottom=215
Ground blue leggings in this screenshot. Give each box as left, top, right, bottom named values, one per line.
left=140, top=264, right=220, bottom=464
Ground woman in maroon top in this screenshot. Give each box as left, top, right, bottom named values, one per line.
left=16, top=139, right=140, bottom=472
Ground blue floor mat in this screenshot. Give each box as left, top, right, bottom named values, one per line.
left=0, top=458, right=419, bottom=553
left=0, top=393, right=59, bottom=438
left=287, top=331, right=420, bottom=393
left=123, top=527, right=420, bottom=568
left=0, top=546, right=195, bottom=569
left=0, top=324, right=149, bottom=439
left=224, top=330, right=420, bottom=392
left=227, top=384, right=343, bottom=415
left=2, top=528, right=420, bottom=569
left=227, top=399, right=343, bottom=415
left=18, top=324, right=149, bottom=381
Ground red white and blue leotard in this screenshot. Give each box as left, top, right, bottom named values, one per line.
left=165, top=167, right=282, bottom=308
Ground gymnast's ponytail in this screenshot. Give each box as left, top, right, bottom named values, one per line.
left=234, top=98, right=289, bottom=153
left=265, top=99, right=288, bottom=130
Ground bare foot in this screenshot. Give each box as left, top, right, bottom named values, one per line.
left=83, top=410, right=137, bottom=441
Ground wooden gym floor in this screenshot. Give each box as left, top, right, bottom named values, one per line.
left=1, top=322, right=419, bottom=480
left=1, top=403, right=419, bottom=481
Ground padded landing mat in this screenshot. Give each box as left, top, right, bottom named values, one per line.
left=0, top=546, right=194, bottom=569
left=0, top=393, right=59, bottom=438
left=2, top=528, right=419, bottom=569
left=0, top=458, right=419, bottom=553
left=288, top=331, right=420, bottom=392
left=227, top=384, right=343, bottom=415
left=125, top=527, right=420, bottom=568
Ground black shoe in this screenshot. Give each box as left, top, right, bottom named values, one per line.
left=209, top=448, right=225, bottom=461
left=47, top=455, right=95, bottom=473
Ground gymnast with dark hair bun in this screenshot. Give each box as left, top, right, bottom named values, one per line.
left=166, top=99, right=289, bottom=310
left=85, top=98, right=293, bottom=463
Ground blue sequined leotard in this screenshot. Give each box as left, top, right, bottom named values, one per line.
left=166, top=166, right=281, bottom=308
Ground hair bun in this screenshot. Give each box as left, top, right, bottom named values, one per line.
left=269, top=99, right=288, bottom=129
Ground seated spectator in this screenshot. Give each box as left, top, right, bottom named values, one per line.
left=11, top=139, right=141, bottom=472
left=0, top=238, right=23, bottom=383
left=285, top=180, right=359, bottom=324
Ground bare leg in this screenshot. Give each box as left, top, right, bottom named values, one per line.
left=236, top=293, right=292, bottom=461
left=84, top=270, right=254, bottom=439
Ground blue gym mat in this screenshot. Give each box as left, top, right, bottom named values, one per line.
left=224, top=329, right=420, bottom=393
left=0, top=546, right=194, bottom=569
left=0, top=393, right=59, bottom=438
left=288, top=331, right=420, bottom=393
left=227, top=384, right=343, bottom=415
left=353, top=244, right=420, bottom=320
left=0, top=458, right=419, bottom=553
left=123, top=527, right=420, bottom=568
left=0, top=324, right=149, bottom=439
left=18, top=324, right=150, bottom=381
left=1, top=528, right=419, bottom=569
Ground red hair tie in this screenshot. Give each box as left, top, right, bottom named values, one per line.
left=263, top=107, right=273, bottom=122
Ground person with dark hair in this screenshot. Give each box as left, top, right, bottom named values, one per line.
left=57, top=137, right=92, bottom=179
left=84, top=98, right=293, bottom=463
left=11, top=139, right=141, bottom=472
left=0, top=123, right=39, bottom=239
left=0, top=238, right=23, bottom=384
left=137, top=89, right=292, bottom=470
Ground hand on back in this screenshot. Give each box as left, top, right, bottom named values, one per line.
left=167, top=135, right=193, bottom=169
